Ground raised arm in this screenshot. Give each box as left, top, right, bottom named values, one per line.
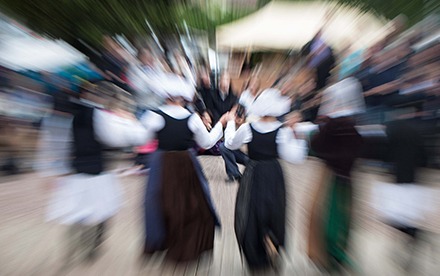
left=189, top=113, right=224, bottom=150
left=93, top=109, right=148, bottom=148
left=224, top=121, right=252, bottom=150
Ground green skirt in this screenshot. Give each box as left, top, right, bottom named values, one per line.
left=307, top=169, right=353, bottom=271
left=325, top=175, right=352, bottom=267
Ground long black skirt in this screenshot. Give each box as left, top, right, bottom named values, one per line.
left=235, top=159, right=286, bottom=269
left=144, top=150, right=219, bottom=262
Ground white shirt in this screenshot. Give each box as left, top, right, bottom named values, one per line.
left=140, top=105, right=223, bottom=150
left=93, top=109, right=149, bottom=148
left=35, top=103, right=148, bottom=177
left=79, top=99, right=149, bottom=148
left=224, top=120, right=308, bottom=164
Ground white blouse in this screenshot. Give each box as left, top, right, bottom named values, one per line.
left=35, top=101, right=149, bottom=177
left=224, top=120, right=308, bottom=164
left=140, top=105, right=223, bottom=150
left=93, top=109, right=149, bottom=148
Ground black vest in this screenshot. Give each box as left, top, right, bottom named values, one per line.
left=72, top=105, right=104, bottom=174
left=156, top=110, right=193, bottom=151
left=247, top=125, right=280, bottom=161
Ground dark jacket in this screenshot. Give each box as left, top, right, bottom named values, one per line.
left=196, top=85, right=213, bottom=113
left=197, top=86, right=213, bottom=104
left=206, top=88, right=238, bottom=123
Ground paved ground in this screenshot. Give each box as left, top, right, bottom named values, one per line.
left=0, top=155, right=440, bottom=276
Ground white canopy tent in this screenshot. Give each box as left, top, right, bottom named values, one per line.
left=0, top=36, right=86, bottom=72
left=216, top=1, right=390, bottom=52
left=0, top=17, right=86, bottom=72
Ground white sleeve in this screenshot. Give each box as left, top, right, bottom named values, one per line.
left=238, top=91, right=249, bottom=107
left=224, top=121, right=252, bottom=150
left=276, top=127, right=308, bottom=164
left=139, top=110, right=165, bottom=140
left=294, top=122, right=319, bottom=136
left=93, top=109, right=148, bottom=148
left=238, top=94, right=245, bottom=106
left=188, top=113, right=223, bottom=149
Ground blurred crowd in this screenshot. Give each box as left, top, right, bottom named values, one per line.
left=2, top=14, right=440, bottom=174
left=284, top=15, right=440, bottom=168
left=1, top=10, right=440, bottom=275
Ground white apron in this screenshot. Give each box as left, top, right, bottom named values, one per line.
left=372, top=182, right=438, bottom=228
left=46, top=172, right=124, bottom=225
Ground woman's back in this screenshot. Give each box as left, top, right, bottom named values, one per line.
left=247, top=125, right=279, bottom=161
left=155, top=110, right=193, bottom=151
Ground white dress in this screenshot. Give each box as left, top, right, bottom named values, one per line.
left=39, top=102, right=148, bottom=225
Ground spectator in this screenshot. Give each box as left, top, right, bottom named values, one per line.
left=197, top=68, right=214, bottom=112
left=207, top=72, right=238, bottom=123
left=306, top=30, right=336, bottom=90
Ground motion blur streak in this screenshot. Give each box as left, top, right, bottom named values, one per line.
left=0, top=1, right=440, bottom=275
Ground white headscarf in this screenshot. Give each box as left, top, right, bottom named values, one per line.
left=318, top=77, right=366, bottom=118
left=249, top=88, right=291, bottom=117
left=153, top=73, right=195, bottom=102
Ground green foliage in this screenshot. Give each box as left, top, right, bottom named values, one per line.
left=1, top=0, right=439, bottom=51
left=335, top=0, right=426, bottom=26
left=180, top=3, right=255, bottom=31
left=0, top=0, right=183, bottom=48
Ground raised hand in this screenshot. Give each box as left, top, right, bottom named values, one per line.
left=219, top=112, right=230, bottom=127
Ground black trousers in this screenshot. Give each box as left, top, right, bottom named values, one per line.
left=219, top=142, right=249, bottom=178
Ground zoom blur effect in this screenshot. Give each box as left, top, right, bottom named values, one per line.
left=1, top=1, right=440, bottom=276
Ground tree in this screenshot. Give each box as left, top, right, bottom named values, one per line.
left=336, top=0, right=426, bottom=26
left=1, top=0, right=438, bottom=53
left=0, top=0, right=184, bottom=49
left=180, top=4, right=255, bottom=31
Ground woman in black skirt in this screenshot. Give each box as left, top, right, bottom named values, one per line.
left=140, top=74, right=227, bottom=261
left=224, top=88, right=308, bottom=272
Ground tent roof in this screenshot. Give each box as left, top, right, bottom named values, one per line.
left=216, top=1, right=390, bottom=51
